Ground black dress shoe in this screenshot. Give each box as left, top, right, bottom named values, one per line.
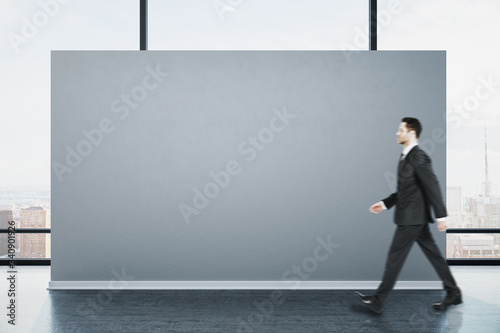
left=354, top=291, right=383, bottom=314
left=432, top=292, right=463, bottom=311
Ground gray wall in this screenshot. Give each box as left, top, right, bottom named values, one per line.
left=51, top=51, right=446, bottom=282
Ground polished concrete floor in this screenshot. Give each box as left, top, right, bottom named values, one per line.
left=0, top=266, right=499, bottom=333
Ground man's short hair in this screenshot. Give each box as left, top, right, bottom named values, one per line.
left=401, top=117, right=422, bottom=138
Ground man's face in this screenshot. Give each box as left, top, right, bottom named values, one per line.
left=396, top=122, right=413, bottom=144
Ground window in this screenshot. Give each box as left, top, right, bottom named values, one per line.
left=149, top=0, right=368, bottom=50
left=378, top=0, right=500, bottom=259
left=0, top=0, right=138, bottom=263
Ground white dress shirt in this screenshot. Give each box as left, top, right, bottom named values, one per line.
left=378, top=143, right=446, bottom=222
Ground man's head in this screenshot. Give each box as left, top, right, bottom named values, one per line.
left=397, top=117, right=422, bottom=145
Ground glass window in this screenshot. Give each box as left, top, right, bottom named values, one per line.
left=0, top=0, right=138, bottom=260
left=149, top=0, right=368, bottom=50
left=378, top=0, right=500, bottom=256
left=447, top=233, right=500, bottom=258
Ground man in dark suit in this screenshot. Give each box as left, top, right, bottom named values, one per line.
left=355, top=117, right=462, bottom=313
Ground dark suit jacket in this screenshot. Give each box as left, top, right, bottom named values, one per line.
left=382, top=145, right=447, bottom=225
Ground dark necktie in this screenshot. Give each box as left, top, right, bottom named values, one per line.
left=398, top=153, right=404, bottom=174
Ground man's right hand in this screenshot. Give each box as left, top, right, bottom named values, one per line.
left=437, top=220, right=448, bottom=232
left=369, top=202, right=384, bottom=214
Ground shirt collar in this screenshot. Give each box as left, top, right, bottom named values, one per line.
left=402, top=142, right=418, bottom=158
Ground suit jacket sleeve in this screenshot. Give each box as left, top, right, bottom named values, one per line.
left=382, top=193, right=397, bottom=210
left=411, top=150, right=448, bottom=219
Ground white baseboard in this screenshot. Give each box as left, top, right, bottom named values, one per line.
left=48, top=280, right=442, bottom=290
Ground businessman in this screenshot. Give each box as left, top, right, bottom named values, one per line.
left=355, top=117, right=462, bottom=314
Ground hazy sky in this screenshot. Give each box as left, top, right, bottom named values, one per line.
left=1, top=0, right=499, bottom=198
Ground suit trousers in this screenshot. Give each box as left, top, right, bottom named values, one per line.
left=373, top=223, right=459, bottom=306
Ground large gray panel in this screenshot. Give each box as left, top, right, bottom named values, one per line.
left=51, top=51, right=446, bottom=281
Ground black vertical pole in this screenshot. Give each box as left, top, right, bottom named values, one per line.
left=369, top=0, right=377, bottom=50
left=140, top=0, right=148, bottom=50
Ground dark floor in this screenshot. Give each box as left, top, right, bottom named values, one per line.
left=38, top=289, right=470, bottom=333
left=1, top=267, right=500, bottom=332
